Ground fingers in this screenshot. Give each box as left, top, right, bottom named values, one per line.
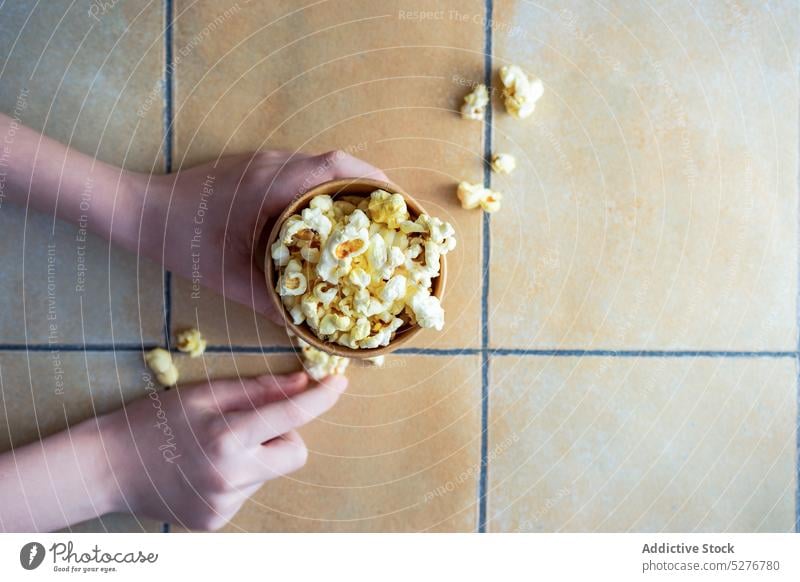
left=245, top=430, right=309, bottom=484
left=292, top=149, right=390, bottom=184
left=210, top=371, right=309, bottom=411
left=253, top=149, right=312, bottom=165
left=226, top=375, right=348, bottom=445
left=262, top=150, right=390, bottom=216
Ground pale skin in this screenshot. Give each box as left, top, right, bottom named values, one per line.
left=0, top=113, right=388, bottom=531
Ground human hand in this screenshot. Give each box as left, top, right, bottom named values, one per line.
left=137, top=150, right=388, bottom=325
left=98, top=370, right=347, bottom=530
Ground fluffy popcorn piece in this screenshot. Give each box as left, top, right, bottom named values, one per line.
left=368, top=189, right=409, bottom=229
left=380, top=247, right=406, bottom=280
left=366, top=232, right=387, bottom=279
left=348, top=267, right=370, bottom=288
left=309, top=194, right=333, bottom=213
left=354, top=289, right=385, bottom=318
left=499, top=65, right=543, bottom=119
left=300, top=206, right=333, bottom=241
left=400, top=220, right=426, bottom=234
left=175, top=328, right=207, bottom=358
left=456, top=182, right=503, bottom=214
left=480, top=190, right=503, bottom=213
left=297, top=340, right=350, bottom=381
left=145, top=348, right=179, bottom=386
left=145, top=347, right=173, bottom=374
left=491, top=153, right=516, bottom=174
left=456, top=182, right=484, bottom=210
left=277, top=269, right=307, bottom=296
left=319, top=313, right=353, bottom=336
left=156, top=367, right=179, bottom=387
left=409, top=290, right=445, bottom=331
left=289, top=305, right=305, bottom=325
left=359, top=318, right=404, bottom=349
left=313, top=282, right=338, bottom=307
left=460, top=84, right=490, bottom=121
left=300, top=246, right=320, bottom=263
left=381, top=274, right=407, bottom=304
left=301, top=295, right=322, bottom=328
left=317, top=210, right=370, bottom=283
left=417, top=214, right=456, bottom=250
left=279, top=216, right=313, bottom=246
left=271, top=241, right=290, bottom=266
left=352, top=317, right=371, bottom=341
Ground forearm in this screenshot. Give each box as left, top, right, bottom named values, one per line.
left=0, top=112, right=146, bottom=251
left=0, top=417, right=121, bottom=532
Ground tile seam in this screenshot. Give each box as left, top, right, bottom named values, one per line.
left=491, top=349, right=798, bottom=358
left=162, top=0, right=174, bottom=350
left=161, top=0, right=174, bottom=536
left=0, top=344, right=795, bottom=357
left=796, top=64, right=800, bottom=533
left=478, top=0, right=494, bottom=534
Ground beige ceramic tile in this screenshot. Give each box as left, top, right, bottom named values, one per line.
left=171, top=0, right=485, bottom=348
left=0, top=350, right=161, bottom=532
left=490, top=0, right=798, bottom=350
left=0, top=1, right=165, bottom=343
left=171, top=353, right=481, bottom=531
left=488, top=355, right=797, bottom=532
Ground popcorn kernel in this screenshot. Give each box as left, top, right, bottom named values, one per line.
left=460, top=84, right=490, bottom=121
left=491, top=153, right=516, bottom=174
left=499, top=65, right=543, bottom=119
left=175, top=328, right=207, bottom=358
left=145, top=348, right=179, bottom=386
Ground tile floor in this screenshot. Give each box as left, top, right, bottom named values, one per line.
left=0, top=0, right=796, bottom=532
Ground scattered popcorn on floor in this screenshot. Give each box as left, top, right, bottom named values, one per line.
left=145, top=348, right=179, bottom=386
left=175, top=328, right=207, bottom=358
left=457, top=181, right=503, bottom=213
left=460, top=84, right=490, bottom=120
left=272, top=189, right=456, bottom=349
left=296, top=338, right=350, bottom=381
left=491, top=153, right=516, bottom=174
left=499, top=65, right=543, bottom=119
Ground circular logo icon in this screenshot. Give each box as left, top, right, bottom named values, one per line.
left=19, top=542, right=45, bottom=570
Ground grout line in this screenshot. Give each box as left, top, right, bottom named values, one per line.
left=477, top=0, right=494, bottom=534
left=796, top=76, right=800, bottom=534
left=491, top=349, right=798, bottom=359
left=203, top=346, right=297, bottom=354
left=163, top=0, right=174, bottom=176
left=394, top=347, right=482, bottom=356
left=0, top=343, right=159, bottom=352
left=162, top=0, right=175, bottom=349
left=0, top=343, right=795, bottom=358
left=163, top=272, right=172, bottom=347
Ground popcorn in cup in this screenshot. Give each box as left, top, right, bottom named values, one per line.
left=263, top=178, right=454, bottom=358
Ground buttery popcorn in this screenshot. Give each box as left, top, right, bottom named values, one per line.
left=175, top=328, right=207, bottom=358
left=460, top=84, right=490, bottom=121
left=490, top=153, right=516, bottom=174
left=499, top=65, right=543, bottom=119
left=296, top=338, right=350, bottom=381
left=145, top=348, right=179, bottom=386
left=273, top=190, right=456, bottom=349
left=456, top=181, right=503, bottom=213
